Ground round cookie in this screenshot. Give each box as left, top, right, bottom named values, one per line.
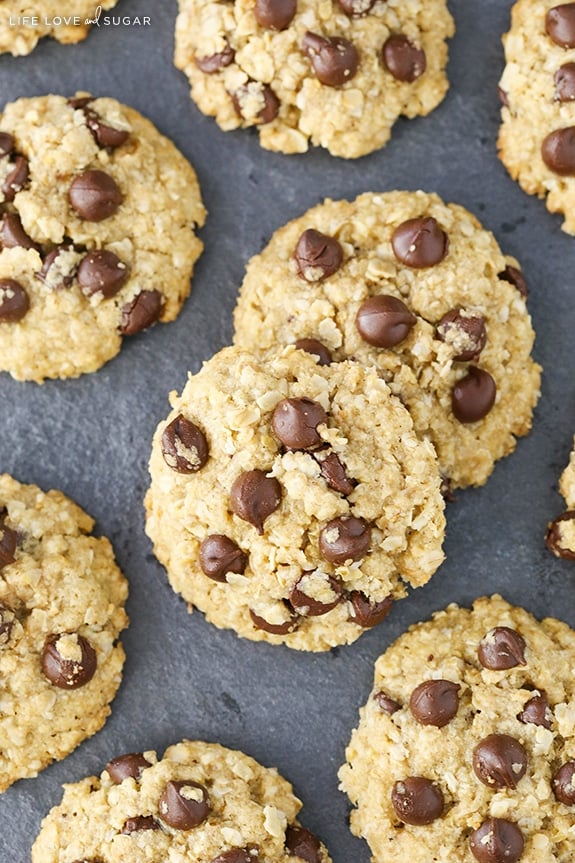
left=144, top=345, right=445, bottom=651
left=0, top=474, right=128, bottom=792
left=498, top=0, right=575, bottom=234
left=0, top=2, right=117, bottom=56
left=174, top=0, right=454, bottom=158
left=0, top=93, right=206, bottom=382
left=233, top=191, right=542, bottom=490
left=339, top=595, right=575, bottom=863
left=32, top=739, right=332, bottom=863
left=546, top=434, right=575, bottom=558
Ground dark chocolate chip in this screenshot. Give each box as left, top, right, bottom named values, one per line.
left=2, top=155, right=29, bottom=203
left=78, top=250, right=129, bottom=298
left=161, top=414, right=209, bottom=473
left=552, top=761, right=575, bottom=804
left=69, top=169, right=123, bottom=221
left=319, top=515, right=370, bottom=564
left=211, top=849, right=259, bottom=863
left=159, top=780, right=211, bottom=829
left=0, top=521, right=17, bottom=568
left=293, top=338, right=332, bottom=365
left=195, top=42, right=236, bottom=73
left=555, top=62, right=575, bottom=101
left=545, top=511, right=575, bottom=559
left=478, top=626, right=526, bottom=670
left=120, top=289, right=164, bottom=335
left=230, top=469, right=282, bottom=534
left=470, top=819, right=524, bottom=863
left=355, top=294, right=416, bottom=348
left=498, top=265, right=528, bottom=298
left=451, top=366, right=496, bottom=423
left=546, top=4, right=575, bottom=47
left=289, top=572, right=343, bottom=616
left=349, top=592, right=393, bottom=628
left=199, top=535, right=246, bottom=582
left=472, top=734, right=527, bottom=789
left=391, top=777, right=444, bottom=825
left=317, top=452, right=355, bottom=495
left=409, top=679, right=460, bottom=727
left=294, top=229, right=343, bottom=282
left=68, top=96, right=94, bottom=110
left=272, top=397, right=327, bottom=450
left=0, top=278, right=29, bottom=323
left=0, top=212, right=38, bottom=250
left=36, top=246, right=76, bottom=290
left=41, top=633, right=97, bottom=689
left=249, top=606, right=298, bottom=634
left=498, top=86, right=509, bottom=107
left=254, top=0, right=296, bottom=30
left=383, top=35, right=426, bottom=82
left=517, top=692, right=552, bottom=728
left=106, top=753, right=152, bottom=784
left=301, top=32, right=359, bottom=87
left=374, top=690, right=401, bottom=714
left=391, top=216, right=448, bottom=268
left=0, top=132, right=14, bottom=157
left=285, top=825, right=322, bottom=863
left=436, top=307, right=486, bottom=362
left=0, top=604, right=15, bottom=645
left=542, top=127, right=575, bottom=175
left=121, top=816, right=159, bottom=834
left=337, top=0, right=375, bottom=15
left=84, top=110, right=130, bottom=149
left=232, top=83, right=280, bottom=124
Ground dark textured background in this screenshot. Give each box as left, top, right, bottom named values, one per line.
left=0, top=1, right=574, bottom=859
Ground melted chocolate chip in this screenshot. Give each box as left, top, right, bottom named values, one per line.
left=409, top=679, right=460, bottom=727
left=230, top=469, right=282, bottom=534
left=159, top=780, right=211, bottom=829
left=294, top=229, right=343, bottom=281
left=121, top=816, right=159, bottom=834
left=249, top=606, right=298, bottom=634
left=285, top=825, right=322, bottom=863
left=106, top=753, right=152, bottom=784
left=2, top=156, right=29, bottom=202
left=0, top=132, right=14, bottom=157
left=41, top=633, right=97, bottom=689
left=498, top=265, right=528, bottom=298
left=518, top=692, right=552, bottom=728
left=84, top=110, right=130, bottom=149
left=337, top=0, right=375, bottom=15
left=0, top=213, right=38, bottom=250
left=294, top=338, right=332, bottom=365
left=272, top=397, right=327, bottom=450
left=374, top=690, right=401, bottom=714
left=349, top=592, right=393, bottom=628
left=542, top=127, right=575, bottom=175
left=319, top=516, right=370, bottom=564
left=199, top=535, right=246, bottom=582
left=355, top=294, right=416, bottom=347
left=391, top=216, right=448, bottom=268
left=472, top=734, right=527, bottom=789
left=552, top=761, right=575, bottom=804
left=383, top=35, right=426, bottom=82
left=470, top=819, right=524, bottom=863
left=0, top=278, right=29, bottom=323
left=78, top=250, right=129, bottom=298
left=0, top=604, right=15, bottom=645
left=0, top=522, right=17, bottom=568
left=555, top=62, right=575, bottom=101
left=436, top=307, right=487, bottom=361
left=546, top=4, right=575, bottom=47
left=478, top=626, right=526, bottom=670
left=120, top=289, right=164, bottom=334
left=211, top=849, right=259, bottom=863
left=317, top=452, right=355, bottom=495
left=69, top=169, right=123, bottom=221
left=289, top=572, right=343, bottom=616
left=254, top=0, right=296, bottom=30
left=195, top=42, right=236, bottom=73
left=545, top=511, right=575, bottom=559
left=391, top=777, right=444, bottom=825
left=451, top=367, right=496, bottom=423
left=232, top=83, right=280, bottom=124
left=161, top=414, right=209, bottom=473
left=301, top=32, right=359, bottom=87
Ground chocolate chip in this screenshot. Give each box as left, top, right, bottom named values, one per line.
left=195, top=42, right=236, bottom=73
left=69, top=169, right=123, bottom=221
left=161, top=414, right=209, bottom=473
left=0, top=521, right=17, bottom=568
left=199, top=535, right=246, bottom=582
left=294, top=229, right=343, bottom=282
left=498, top=265, right=527, bottom=298
left=349, top=592, right=393, bottom=628
left=383, top=35, right=426, bottom=82
left=3, top=156, right=29, bottom=203
left=498, top=86, right=509, bottom=107
left=289, top=572, right=343, bottom=616
left=391, top=777, right=444, bottom=825
left=319, top=516, right=370, bottom=564
left=159, top=780, right=211, bottom=829
left=120, top=289, right=164, bottom=335
left=355, top=294, right=416, bottom=348
left=0, top=132, right=14, bottom=157
left=293, top=338, right=332, bottom=365
left=232, top=83, right=280, bottom=124
left=518, top=692, right=552, bottom=728
left=552, top=761, right=575, bottom=804
left=478, top=626, right=526, bottom=670
left=211, top=849, right=259, bottom=863
left=106, top=753, right=152, bottom=784
left=0, top=278, right=29, bottom=323
left=470, top=819, right=524, bottom=863
left=555, top=62, right=575, bottom=101
left=41, top=633, right=97, bottom=689
left=0, top=604, right=15, bottom=645
left=0, top=213, right=38, bottom=250
left=472, top=734, right=527, bottom=789
left=374, top=690, right=401, bottom=714
left=317, top=452, right=355, bottom=495
left=301, top=32, right=359, bottom=86
left=337, top=0, right=375, bottom=15
left=285, top=825, right=322, bottom=863
left=84, top=110, right=130, bottom=149
left=391, top=216, right=448, bottom=268
left=78, top=250, right=129, bottom=298
left=249, top=606, right=298, bottom=634
left=254, top=0, right=296, bottom=30
left=272, top=397, right=327, bottom=450
left=545, top=511, right=575, bottom=559
left=68, top=95, right=94, bottom=110
left=121, top=816, right=159, bottom=834
left=409, top=679, right=460, bottom=727
left=436, top=307, right=487, bottom=362
left=451, top=366, right=496, bottom=423
left=230, top=469, right=282, bottom=534
left=36, top=246, right=76, bottom=290
left=542, top=127, right=575, bottom=175
left=546, top=4, right=575, bottom=47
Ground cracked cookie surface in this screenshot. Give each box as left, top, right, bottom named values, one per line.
left=0, top=2, right=116, bottom=56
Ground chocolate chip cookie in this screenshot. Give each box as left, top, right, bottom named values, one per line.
left=0, top=93, right=205, bottom=382
left=499, top=1, right=575, bottom=234
left=144, top=345, right=445, bottom=651
left=0, top=2, right=116, bottom=56
left=174, top=0, right=454, bottom=157
left=32, top=739, right=332, bottom=863
left=0, top=474, right=128, bottom=792
left=233, top=191, right=541, bottom=490
left=339, top=594, right=575, bottom=863
left=546, top=435, right=575, bottom=558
